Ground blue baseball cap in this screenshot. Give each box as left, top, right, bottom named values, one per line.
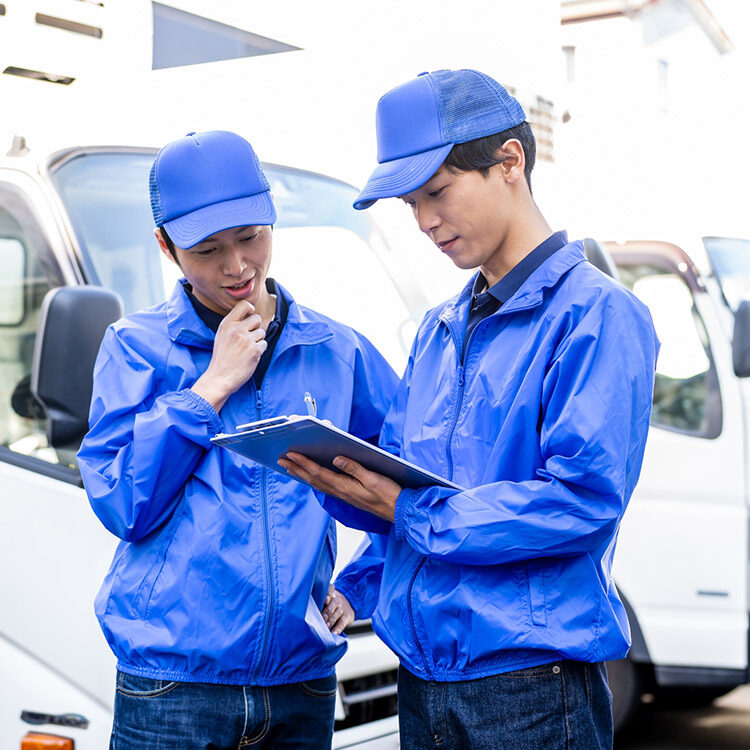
left=149, top=130, right=277, bottom=249
left=354, top=69, right=526, bottom=210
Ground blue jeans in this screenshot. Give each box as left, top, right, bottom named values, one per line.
left=110, top=671, right=337, bottom=749
left=397, top=660, right=612, bottom=750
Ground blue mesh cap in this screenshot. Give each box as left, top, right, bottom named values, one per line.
left=353, top=69, right=526, bottom=210
left=149, top=130, right=277, bottom=249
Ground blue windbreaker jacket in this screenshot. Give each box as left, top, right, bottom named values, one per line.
left=78, top=280, right=398, bottom=685
left=332, top=241, right=659, bottom=681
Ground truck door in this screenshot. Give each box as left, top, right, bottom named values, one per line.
left=0, top=178, right=116, bottom=746
left=611, top=242, right=748, bottom=687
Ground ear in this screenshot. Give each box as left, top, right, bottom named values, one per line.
left=493, top=139, right=526, bottom=185
left=154, top=228, right=179, bottom=266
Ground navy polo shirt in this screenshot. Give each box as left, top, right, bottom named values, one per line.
left=464, top=231, right=568, bottom=354
left=184, top=277, right=288, bottom=389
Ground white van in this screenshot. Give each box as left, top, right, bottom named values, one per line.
left=0, top=140, right=422, bottom=749
left=597, top=238, right=750, bottom=728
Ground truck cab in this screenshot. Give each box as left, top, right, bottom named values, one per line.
left=0, top=141, right=422, bottom=748
left=605, top=238, right=750, bottom=728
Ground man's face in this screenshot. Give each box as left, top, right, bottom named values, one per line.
left=399, top=161, right=515, bottom=274
left=163, top=225, right=273, bottom=316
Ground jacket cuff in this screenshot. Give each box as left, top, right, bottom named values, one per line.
left=333, top=578, right=364, bottom=620
left=182, top=388, right=223, bottom=436
left=394, top=487, right=419, bottom=541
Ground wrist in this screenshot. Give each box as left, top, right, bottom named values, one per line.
left=192, top=374, right=231, bottom=412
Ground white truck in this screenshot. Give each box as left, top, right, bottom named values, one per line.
left=600, top=237, right=750, bottom=728
left=0, top=139, right=428, bottom=748
left=4, top=137, right=750, bottom=746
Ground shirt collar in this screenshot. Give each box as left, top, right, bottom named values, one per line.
left=473, top=230, right=569, bottom=307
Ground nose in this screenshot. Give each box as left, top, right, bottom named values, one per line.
left=223, top=247, right=247, bottom=277
left=415, top=203, right=440, bottom=236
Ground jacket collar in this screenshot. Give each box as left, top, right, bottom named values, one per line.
left=166, top=279, right=333, bottom=351
left=439, top=240, right=587, bottom=330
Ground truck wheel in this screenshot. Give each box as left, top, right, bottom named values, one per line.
left=607, top=657, right=642, bottom=732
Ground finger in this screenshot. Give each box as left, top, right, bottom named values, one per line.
left=322, top=601, right=341, bottom=624
left=326, top=606, right=346, bottom=632
left=279, top=456, right=372, bottom=509
left=278, top=458, right=325, bottom=491
left=286, top=453, right=348, bottom=482
left=332, top=456, right=380, bottom=486
left=332, top=612, right=353, bottom=635
left=242, top=313, right=263, bottom=331
left=226, top=300, right=255, bottom=320
left=285, top=454, right=363, bottom=496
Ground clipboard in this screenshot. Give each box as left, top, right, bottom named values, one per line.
left=210, top=415, right=463, bottom=491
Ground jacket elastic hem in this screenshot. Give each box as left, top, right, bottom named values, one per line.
left=116, top=661, right=336, bottom=687
left=398, top=653, right=564, bottom=683
left=181, top=387, right=223, bottom=434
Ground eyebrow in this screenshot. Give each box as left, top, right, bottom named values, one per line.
left=196, top=226, right=255, bottom=245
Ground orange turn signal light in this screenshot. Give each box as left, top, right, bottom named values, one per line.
left=21, top=733, right=74, bottom=749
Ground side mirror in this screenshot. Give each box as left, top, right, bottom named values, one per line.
left=583, top=237, right=620, bottom=282
left=733, top=299, right=750, bottom=378
left=31, top=286, right=123, bottom=449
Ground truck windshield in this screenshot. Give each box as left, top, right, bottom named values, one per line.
left=48, top=150, right=419, bottom=370
left=702, top=236, right=750, bottom=311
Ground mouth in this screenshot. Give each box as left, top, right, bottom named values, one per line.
left=436, top=237, right=459, bottom=253
left=223, top=276, right=255, bottom=298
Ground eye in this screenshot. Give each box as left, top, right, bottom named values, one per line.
left=194, top=247, right=215, bottom=256
left=240, top=232, right=259, bottom=243
left=428, top=185, right=446, bottom=198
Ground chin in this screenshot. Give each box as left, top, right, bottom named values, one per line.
left=450, top=257, right=480, bottom=271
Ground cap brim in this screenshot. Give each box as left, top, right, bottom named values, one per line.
left=353, top=143, right=454, bottom=210
left=164, top=191, right=277, bottom=249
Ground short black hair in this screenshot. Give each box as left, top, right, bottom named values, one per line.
left=443, top=121, right=536, bottom=192
left=158, top=226, right=178, bottom=260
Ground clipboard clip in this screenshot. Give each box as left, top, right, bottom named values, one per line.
left=303, top=392, right=317, bottom=418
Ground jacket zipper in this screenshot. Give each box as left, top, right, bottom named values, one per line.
left=405, top=320, right=468, bottom=678
left=406, top=301, right=543, bottom=675
left=444, top=321, right=471, bottom=481
left=252, top=386, right=275, bottom=681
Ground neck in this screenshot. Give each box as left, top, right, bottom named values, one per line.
left=256, top=284, right=276, bottom=330
left=481, top=203, right=553, bottom=287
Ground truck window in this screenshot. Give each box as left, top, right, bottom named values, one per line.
left=0, top=185, right=71, bottom=471
left=618, top=264, right=721, bottom=438
left=50, top=152, right=166, bottom=315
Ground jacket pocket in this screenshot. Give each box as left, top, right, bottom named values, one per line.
left=526, top=562, right=548, bottom=627
left=116, top=671, right=179, bottom=697
left=132, top=520, right=182, bottom=619
left=312, top=521, right=337, bottom=608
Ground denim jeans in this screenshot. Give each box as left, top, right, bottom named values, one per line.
left=110, top=670, right=337, bottom=749
left=397, top=660, right=612, bottom=750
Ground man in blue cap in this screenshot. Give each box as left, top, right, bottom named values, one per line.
left=281, top=70, right=659, bottom=748
left=77, top=130, right=397, bottom=748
